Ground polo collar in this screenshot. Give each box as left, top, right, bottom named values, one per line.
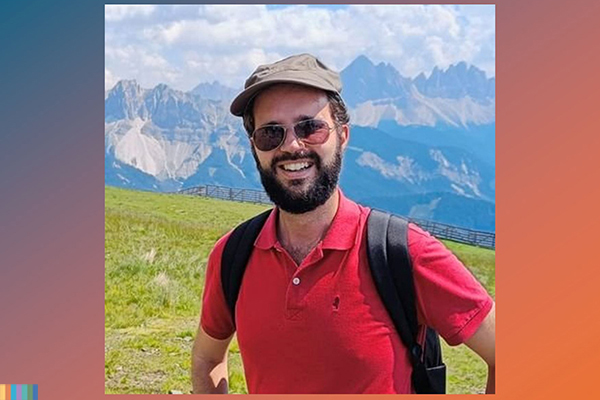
left=254, top=190, right=361, bottom=251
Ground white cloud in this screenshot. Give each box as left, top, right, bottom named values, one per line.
left=183, top=48, right=285, bottom=89
left=105, top=45, right=180, bottom=88
left=105, top=68, right=118, bottom=91
left=105, top=5, right=156, bottom=22
left=105, top=4, right=495, bottom=91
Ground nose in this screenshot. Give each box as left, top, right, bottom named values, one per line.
left=278, top=126, right=306, bottom=153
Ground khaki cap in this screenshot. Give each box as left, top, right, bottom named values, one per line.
left=230, top=53, right=342, bottom=116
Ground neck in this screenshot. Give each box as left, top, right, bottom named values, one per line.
left=277, top=189, right=340, bottom=251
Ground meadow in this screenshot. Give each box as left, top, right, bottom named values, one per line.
left=105, top=186, right=495, bottom=394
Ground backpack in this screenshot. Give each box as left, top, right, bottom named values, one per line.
left=220, top=208, right=446, bottom=394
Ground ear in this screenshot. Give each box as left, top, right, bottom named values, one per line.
left=339, top=124, right=350, bottom=150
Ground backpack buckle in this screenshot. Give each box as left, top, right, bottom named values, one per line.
left=411, top=344, right=423, bottom=363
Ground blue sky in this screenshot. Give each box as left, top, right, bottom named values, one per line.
left=105, top=4, right=495, bottom=91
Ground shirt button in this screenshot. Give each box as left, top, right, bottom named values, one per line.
left=292, top=277, right=301, bottom=285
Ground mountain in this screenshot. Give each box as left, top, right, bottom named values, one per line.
left=105, top=81, right=255, bottom=187
left=105, top=151, right=163, bottom=191
left=341, top=57, right=495, bottom=128
left=340, top=55, right=413, bottom=107
left=190, top=81, right=238, bottom=103
left=106, top=80, right=235, bottom=129
left=358, top=192, right=495, bottom=232
left=340, top=126, right=495, bottom=203
left=105, top=80, right=149, bottom=121
left=105, top=55, right=495, bottom=230
left=376, top=121, right=496, bottom=166
left=413, top=62, right=495, bottom=101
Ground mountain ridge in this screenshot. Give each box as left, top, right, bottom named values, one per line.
left=105, top=55, right=495, bottom=230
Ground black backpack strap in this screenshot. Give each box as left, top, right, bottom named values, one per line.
left=221, top=208, right=273, bottom=328
left=367, top=209, right=445, bottom=394
left=386, top=213, right=420, bottom=339
left=366, top=210, right=417, bottom=350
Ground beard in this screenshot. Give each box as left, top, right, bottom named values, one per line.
left=252, top=143, right=343, bottom=214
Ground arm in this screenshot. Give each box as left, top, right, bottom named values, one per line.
left=464, top=303, right=496, bottom=394
left=191, top=325, right=233, bottom=394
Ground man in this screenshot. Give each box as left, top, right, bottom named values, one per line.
left=192, top=54, right=495, bottom=394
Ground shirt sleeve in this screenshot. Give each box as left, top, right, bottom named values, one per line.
left=408, top=223, right=494, bottom=346
left=200, top=231, right=236, bottom=340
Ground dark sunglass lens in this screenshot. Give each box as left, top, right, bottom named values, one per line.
left=254, top=126, right=285, bottom=151
left=295, top=120, right=330, bottom=143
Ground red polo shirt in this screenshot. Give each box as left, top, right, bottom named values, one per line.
left=201, top=192, right=493, bottom=394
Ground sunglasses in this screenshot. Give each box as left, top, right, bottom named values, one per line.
left=251, top=118, right=334, bottom=152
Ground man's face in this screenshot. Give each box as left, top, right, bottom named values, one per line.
left=250, top=84, right=349, bottom=214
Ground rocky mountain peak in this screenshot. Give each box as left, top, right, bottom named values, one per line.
left=105, top=80, right=147, bottom=121
left=191, top=81, right=238, bottom=102
left=414, top=62, right=494, bottom=101
left=345, top=54, right=375, bottom=71
left=341, top=55, right=412, bottom=107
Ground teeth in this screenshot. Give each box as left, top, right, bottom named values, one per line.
left=282, top=162, right=310, bottom=171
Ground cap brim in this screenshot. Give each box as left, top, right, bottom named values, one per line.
left=230, top=76, right=338, bottom=116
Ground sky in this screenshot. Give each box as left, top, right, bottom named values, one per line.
left=105, top=4, right=495, bottom=92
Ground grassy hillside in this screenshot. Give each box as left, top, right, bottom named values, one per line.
left=105, top=186, right=495, bottom=394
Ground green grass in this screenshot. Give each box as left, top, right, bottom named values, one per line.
left=437, top=240, right=495, bottom=394
left=441, top=239, right=496, bottom=298
left=105, top=186, right=495, bottom=394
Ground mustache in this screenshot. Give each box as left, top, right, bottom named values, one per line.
left=270, top=150, right=321, bottom=170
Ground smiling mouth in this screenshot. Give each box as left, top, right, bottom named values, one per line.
left=278, top=161, right=314, bottom=172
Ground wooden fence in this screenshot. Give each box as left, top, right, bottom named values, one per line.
left=178, top=185, right=272, bottom=204
left=177, top=184, right=495, bottom=249
left=408, top=217, right=495, bottom=249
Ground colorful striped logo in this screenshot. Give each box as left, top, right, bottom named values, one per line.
left=0, top=385, right=37, bottom=400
